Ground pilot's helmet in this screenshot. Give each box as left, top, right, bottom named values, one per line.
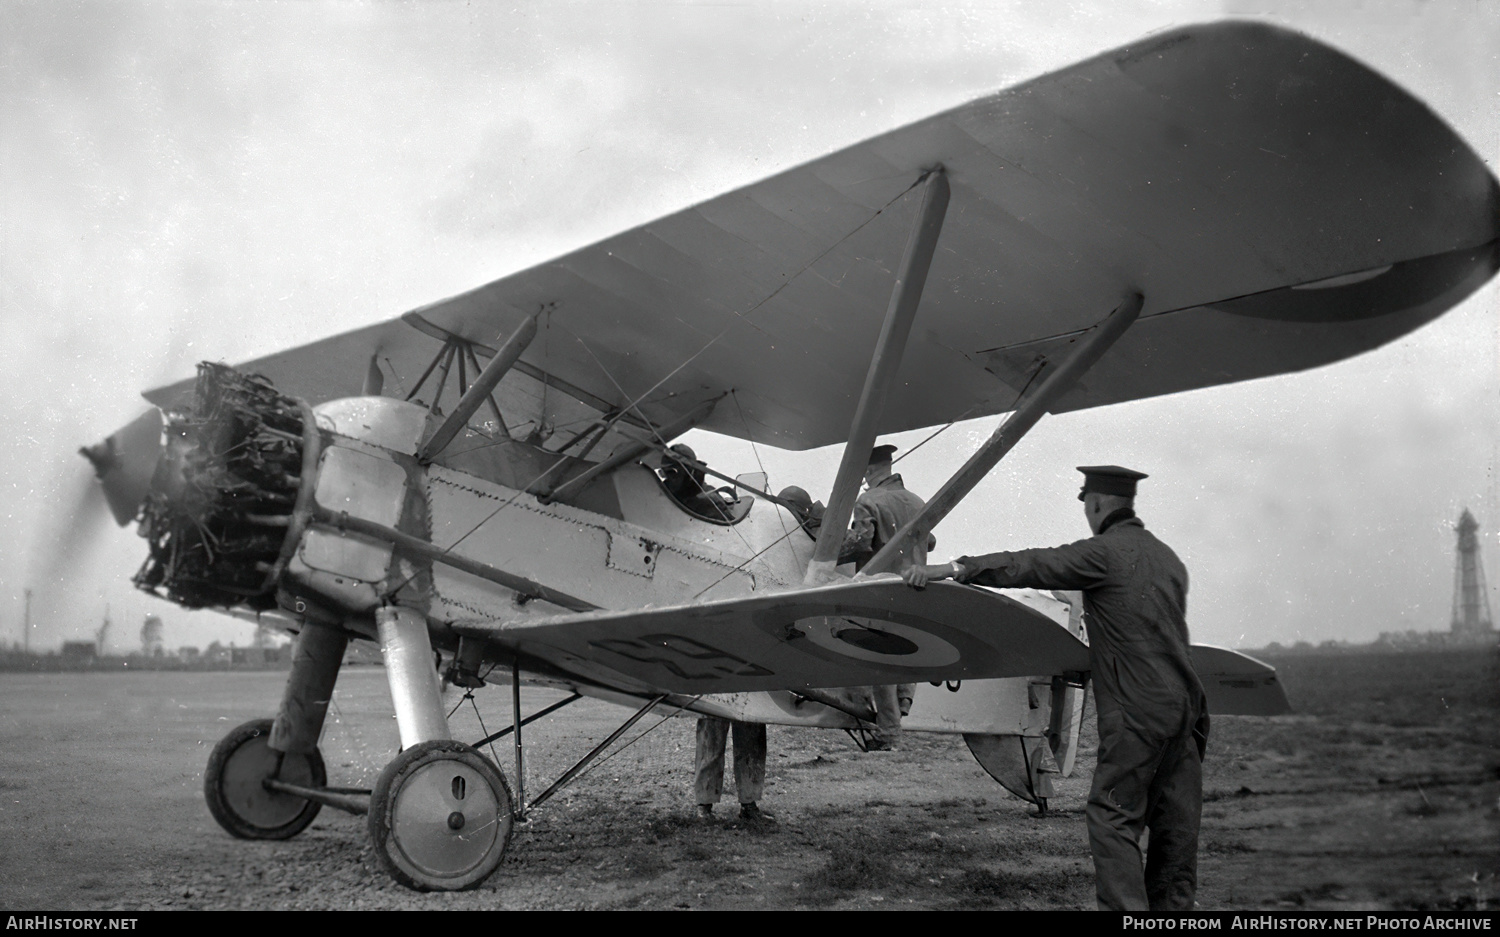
left=778, top=485, right=813, bottom=517
left=658, top=443, right=696, bottom=472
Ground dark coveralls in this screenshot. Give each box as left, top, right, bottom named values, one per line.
left=955, top=510, right=1209, bottom=912
left=839, top=473, right=926, bottom=741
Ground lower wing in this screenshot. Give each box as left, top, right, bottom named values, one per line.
left=457, top=577, right=1091, bottom=694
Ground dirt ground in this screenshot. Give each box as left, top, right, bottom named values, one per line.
left=0, top=648, right=1495, bottom=911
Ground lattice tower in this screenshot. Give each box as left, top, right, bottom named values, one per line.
left=1451, top=509, right=1494, bottom=635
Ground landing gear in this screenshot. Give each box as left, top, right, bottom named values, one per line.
left=203, top=605, right=642, bottom=891
left=204, top=718, right=326, bottom=840
left=365, top=606, right=518, bottom=890
left=368, top=741, right=515, bottom=891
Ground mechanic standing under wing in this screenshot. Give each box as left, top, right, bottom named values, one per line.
left=901, top=466, right=1209, bottom=912
left=838, top=443, right=925, bottom=750
left=694, top=716, right=769, bottom=822
left=684, top=451, right=773, bottom=822
left=691, top=486, right=824, bottom=820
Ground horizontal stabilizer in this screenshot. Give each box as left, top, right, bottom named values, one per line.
left=1191, top=644, right=1292, bottom=716
left=467, top=578, right=1091, bottom=693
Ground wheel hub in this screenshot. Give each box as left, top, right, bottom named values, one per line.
left=389, top=760, right=502, bottom=878
left=204, top=718, right=325, bottom=841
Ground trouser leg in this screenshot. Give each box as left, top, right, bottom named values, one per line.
left=1144, top=733, right=1203, bottom=912
left=695, top=717, right=729, bottom=805
left=897, top=683, right=916, bottom=716
left=871, top=685, right=902, bottom=747
left=730, top=721, right=767, bottom=804
left=1087, top=712, right=1164, bottom=912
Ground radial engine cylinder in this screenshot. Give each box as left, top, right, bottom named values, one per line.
left=132, top=363, right=313, bottom=610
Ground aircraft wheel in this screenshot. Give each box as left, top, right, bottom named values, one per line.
left=368, top=740, right=514, bottom=891
left=204, top=718, right=325, bottom=840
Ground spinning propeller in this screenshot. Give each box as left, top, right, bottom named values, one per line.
left=79, top=409, right=164, bottom=526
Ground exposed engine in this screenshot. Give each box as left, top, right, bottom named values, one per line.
left=132, top=363, right=311, bottom=610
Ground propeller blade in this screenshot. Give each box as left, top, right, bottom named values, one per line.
left=28, top=462, right=116, bottom=608
left=79, top=409, right=164, bottom=526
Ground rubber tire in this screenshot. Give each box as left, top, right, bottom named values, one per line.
left=368, top=740, right=515, bottom=891
left=204, top=718, right=326, bottom=840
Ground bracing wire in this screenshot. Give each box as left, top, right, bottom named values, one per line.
left=468, top=693, right=502, bottom=770
left=385, top=173, right=932, bottom=600
left=892, top=361, right=1047, bottom=467
left=567, top=331, right=760, bottom=560
left=381, top=356, right=408, bottom=399
left=689, top=523, right=808, bottom=600
left=546, top=171, right=932, bottom=457
left=566, top=695, right=703, bottom=786
left=730, top=388, right=788, bottom=537
left=382, top=445, right=588, bottom=600
left=890, top=405, right=981, bottom=467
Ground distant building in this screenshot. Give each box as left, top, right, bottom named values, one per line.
left=1374, top=629, right=1455, bottom=650
left=230, top=646, right=288, bottom=666
left=230, top=647, right=262, bottom=665
left=60, top=641, right=98, bottom=661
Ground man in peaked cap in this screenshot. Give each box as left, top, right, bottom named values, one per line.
left=901, top=465, right=1209, bottom=912
left=837, top=443, right=927, bottom=749
left=838, top=446, right=922, bottom=570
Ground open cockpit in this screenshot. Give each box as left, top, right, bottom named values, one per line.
left=651, top=444, right=753, bottom=525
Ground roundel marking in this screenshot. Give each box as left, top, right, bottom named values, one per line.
left=834, top=626, right=920, bottom=656
left=796, top=617, right=961, bottom=668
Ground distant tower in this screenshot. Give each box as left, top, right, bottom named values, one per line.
left=1450, top=510, right=1494, bottom=638
left=95, top=604, right=112, bottom=656
left=140, top=615, right=164, bottom=657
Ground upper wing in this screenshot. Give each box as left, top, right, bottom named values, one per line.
left=147, top=21, right=1498, bottom=450
left=456, top=577, right=1092, bottom=694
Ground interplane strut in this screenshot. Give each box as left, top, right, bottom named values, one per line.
left=806, top=168, right=952, bottom=584
left=859, top=292, right=1144, bottom=577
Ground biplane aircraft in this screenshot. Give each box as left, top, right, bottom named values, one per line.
left=80, top=21, right=1498, bottom=891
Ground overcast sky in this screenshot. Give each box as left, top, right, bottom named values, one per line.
left=2, top=0, right=1495, bottom=654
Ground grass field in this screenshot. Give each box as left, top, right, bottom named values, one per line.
left=0, top=648, right=1494, bottom=911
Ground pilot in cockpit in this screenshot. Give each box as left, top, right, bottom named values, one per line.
left=658, top=443, right=734, bottom=521
left=777, top=485, right=824, bottom=537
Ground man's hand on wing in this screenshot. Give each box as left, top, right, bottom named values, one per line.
left=902, top=561, right=962, bottom=590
